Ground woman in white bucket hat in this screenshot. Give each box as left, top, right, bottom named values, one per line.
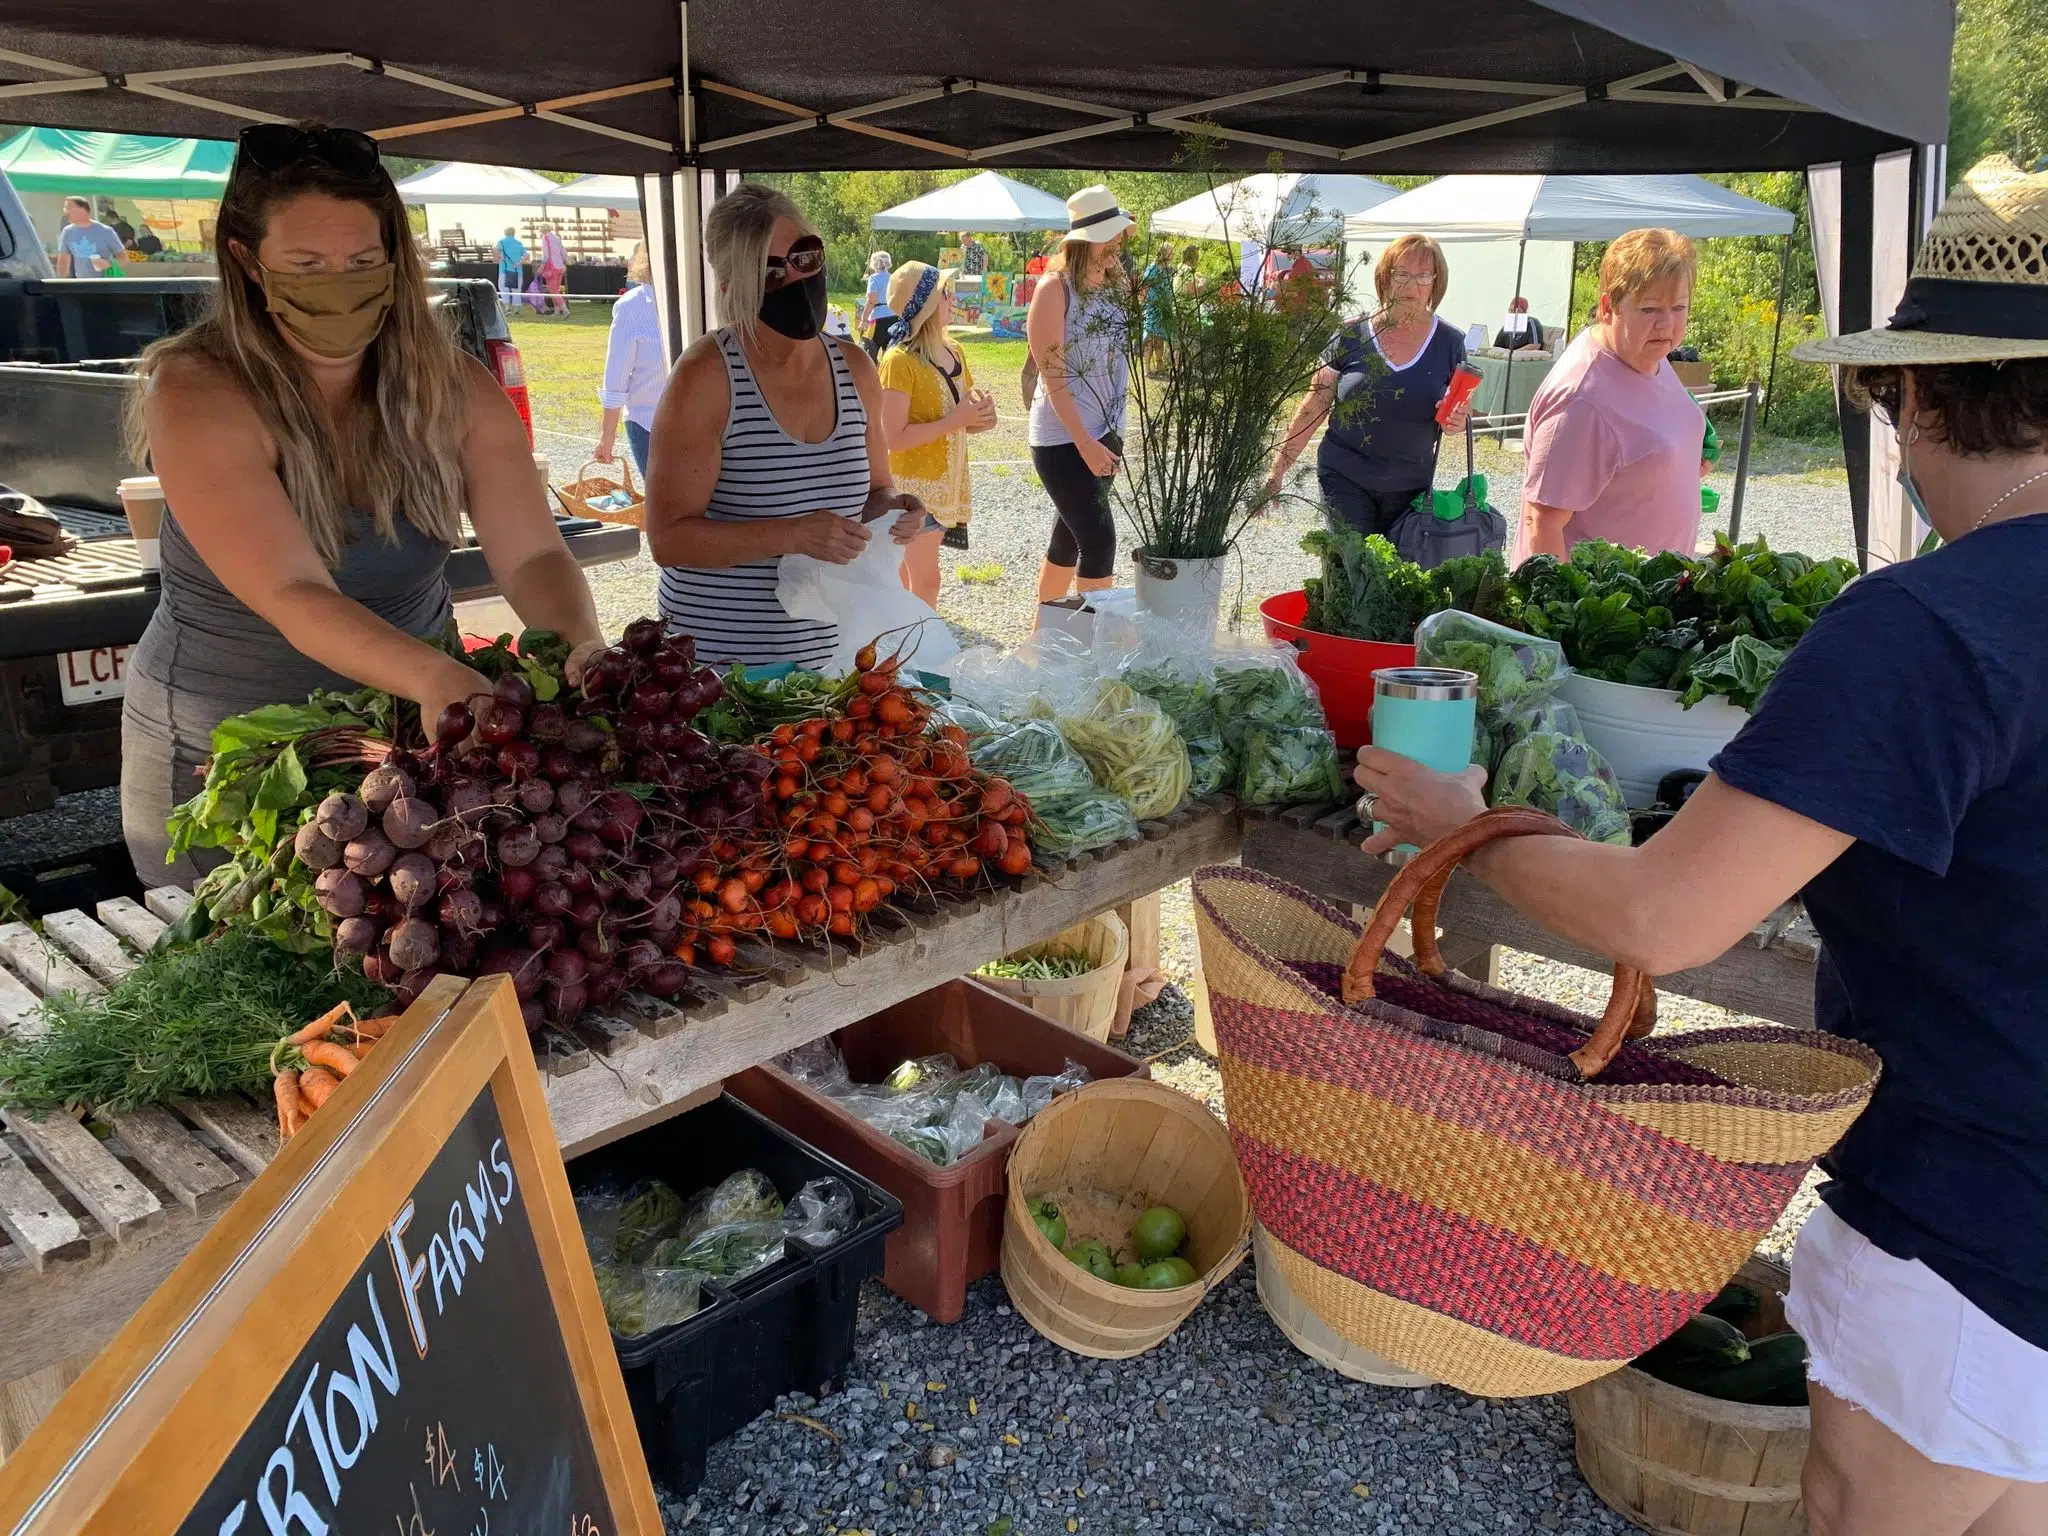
left=1355, top=154, right=2048, bottom=1535
left=1026, top=184, right=1132, bottom=611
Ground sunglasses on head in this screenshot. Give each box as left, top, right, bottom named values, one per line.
left=236, top=124, right=383, bottom=179
left=765, top=236, right=826, bottom=290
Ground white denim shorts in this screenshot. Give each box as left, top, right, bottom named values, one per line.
left=1786, top=1203, right=2048, bottom=1480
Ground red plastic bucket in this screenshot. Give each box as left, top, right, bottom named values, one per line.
left=1258, top=590, right=1416, bottom=751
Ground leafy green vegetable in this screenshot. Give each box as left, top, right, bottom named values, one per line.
left=1415, top=611, right=1567, bottom=717
left=1301, top=526, right=1443, bottom=642
left=0, top=930, right=388, bottom=1113
left=700, top=667, right=857, bottom=743
left=1239, top=722, right=1345, bottom=805
left=1123, top=661, right=1231, bottom=796
left=1491, top=730, right=1633, bottom=845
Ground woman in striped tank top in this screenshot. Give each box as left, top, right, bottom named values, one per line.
left=644, top=185, right=929, bottom=669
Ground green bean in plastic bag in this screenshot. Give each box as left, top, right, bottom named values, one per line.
left=1055, top=679, right=1191, bottom=821
left=969, top=718, right=1097, bottom=803
left=1028, top=789, right=1138, bottom=857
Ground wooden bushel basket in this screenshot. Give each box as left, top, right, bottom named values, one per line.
left=1567, top=1257, right=1810, bottom=1535
left=553, top=456, right=645, bottom=527
left=974, top=912, right=1128, bottom=1043
left=1001, top=1078, right=1249, bottom=1358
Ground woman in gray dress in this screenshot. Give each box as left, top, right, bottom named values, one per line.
left=121, top=124, right=605, bottom=879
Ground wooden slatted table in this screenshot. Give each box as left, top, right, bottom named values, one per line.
left=1236, top=801, right=1822, bottom=1028
left=0, top=798, right=1244, bottom=1452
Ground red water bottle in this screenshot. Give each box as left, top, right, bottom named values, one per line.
left=1436, top=361, right=1483, bottom=428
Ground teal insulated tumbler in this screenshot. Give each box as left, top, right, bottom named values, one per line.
left=1368, top=667, right=1479, bottom=855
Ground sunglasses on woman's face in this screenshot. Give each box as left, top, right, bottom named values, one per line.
left=236, top=124, right=382, bottom=179
left=765, top=236, right=826, bottom=291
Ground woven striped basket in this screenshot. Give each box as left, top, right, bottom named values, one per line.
left=1193, top=811, right=1880, bottom=1399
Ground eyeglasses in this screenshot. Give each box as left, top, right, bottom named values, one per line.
left=1387, top=268, right=1437, bottom=289
left=765, top=236, right=826, bottom=291
left=236, top=124, right=382, bottom=179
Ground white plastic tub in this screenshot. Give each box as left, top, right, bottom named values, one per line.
left=1560, top=672, right=1749, bottom=808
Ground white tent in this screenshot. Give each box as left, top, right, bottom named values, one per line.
left=393, top=161, right=561, bottom=206
left=870, top=172, right=1070, bottom=233
left=1150, top=173, right=1400, bottom=246
left=543, top=173, right=642, bottom=208
left=1341, top=174, right=1795, bottom=243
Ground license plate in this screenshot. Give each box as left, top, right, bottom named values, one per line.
left=58, top=646, right=132, bottom=705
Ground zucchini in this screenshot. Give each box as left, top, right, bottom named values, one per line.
left=1642, top=1331, right=1809, bottom=1404
left=1702, top=1282, right=1763, bottom=1327
left=1634, top=1313, right=1752, bottom=1376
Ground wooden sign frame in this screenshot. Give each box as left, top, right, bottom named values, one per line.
left=0, top=975, right=664, bottom=1536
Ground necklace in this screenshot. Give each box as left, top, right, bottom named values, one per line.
left=1971, top=467, right=2048, bottom=530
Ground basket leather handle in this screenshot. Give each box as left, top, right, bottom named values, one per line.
left=1342, top=807, right=1657, bottom=1079
left=577, top=456, right=642, bottom=498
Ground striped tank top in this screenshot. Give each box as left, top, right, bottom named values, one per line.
left=657, top=328, right=871, bottom=668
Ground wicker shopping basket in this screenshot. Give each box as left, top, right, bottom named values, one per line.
left=552, top=456, right=644, bottom=526
left=1193, top=808, right=1880, bottom=1399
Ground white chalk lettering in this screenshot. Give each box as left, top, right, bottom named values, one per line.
left=284, top=1367, right=339, bottom=1503
left=465, top=1168, right=496, bottom=1233
left=427, top=1231, right=463, bottom=1313
left=256, top=1446, right=327, bottom=1536
left=217, top=1502, right=248, bottom=1534
left=448, top=1194, right=485, bottom=1273
left=490, top=1138, right=515, bottom=1210
left=385, top=1199, right=432, bottom=1357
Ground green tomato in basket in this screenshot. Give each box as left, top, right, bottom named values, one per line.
left=1063, top=1239, right=1116, bottom=1281
left=1028, top=1198, right=1068, bottom=1251
left=1131, top=1205, right=1188, bottom=1262
left=1139, top=1257, right=1199, bottom=1289
left=1112, top=1263, right=1150, bottom=1288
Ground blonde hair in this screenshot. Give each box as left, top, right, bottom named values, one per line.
left=1600, top=228, right=1697, bottom=306
left=888, top=267, right=959, bottom=371
left=626, top=241, right=650, bottom=286
left=704, top=183, right=814, bottom=340
left=126, top=145, right=467, bottom=569
left=1372, top=234, right=1449, bottom=310
left=1048, top=234, right=1118, bottom=292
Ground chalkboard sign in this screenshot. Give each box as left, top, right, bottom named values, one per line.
left=0, top=976, right=662, bottom=1536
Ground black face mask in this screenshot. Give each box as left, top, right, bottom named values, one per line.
left=759, top=272, right=829, bottom=340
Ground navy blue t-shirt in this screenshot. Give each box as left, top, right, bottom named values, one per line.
left=1711, top=514, right=2048, bottom=1349
left=1317, top=316, right=1466, bottom=493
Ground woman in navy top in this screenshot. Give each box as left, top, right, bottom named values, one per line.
left=1264, top=233, right=1471, bottom=535
left=1353, top=156, right=2048, bottom=1535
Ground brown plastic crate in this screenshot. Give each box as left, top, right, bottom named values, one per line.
left=727, top=977, right=1147, bottom=1323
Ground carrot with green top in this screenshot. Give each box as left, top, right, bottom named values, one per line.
left=300, top=1040, right=360, bottom=1079
left=274, top=1070, right=304, bottom=1139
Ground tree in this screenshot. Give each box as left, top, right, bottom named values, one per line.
left=1949, top=0, right=2048, bottom=170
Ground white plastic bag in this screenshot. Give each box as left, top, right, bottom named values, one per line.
left=777, top=530, right=960, bottom=676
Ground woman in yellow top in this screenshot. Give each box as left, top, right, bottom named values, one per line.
left=877, top=261, right=997, bottom=604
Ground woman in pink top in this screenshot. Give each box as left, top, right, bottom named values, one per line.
left=1520, top=228, right=1708, bottom=559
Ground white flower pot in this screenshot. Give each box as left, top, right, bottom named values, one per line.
left=1131, top=548, right=1227, bottom=630
left=1560, top=672, right=1749, bottom=809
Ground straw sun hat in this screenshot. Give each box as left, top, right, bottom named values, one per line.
left=1798, top=155, right=2048, bottom=367
left=1064, top=184, right=1134, bottom=243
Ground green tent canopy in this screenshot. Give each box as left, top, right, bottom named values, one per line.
left=0, top=128, right=233, bottom=201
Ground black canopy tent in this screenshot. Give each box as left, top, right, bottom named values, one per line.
left=0, top=0, right=1952, bottom=563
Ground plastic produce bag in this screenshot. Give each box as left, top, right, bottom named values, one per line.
left=679, top=1169, right=785, bottom=1240
left=779, top=1037, right=853, bottom=1097
left=1055, top=679, right=1191, bottom=820
left=1210, top=643, right=1344, bottom=806
left=784, top=1177, right=856, bottom=1246
left=575, top=1190, right=624, bottom=1266
left=592, top=1258, right=704, bottom=1338
left=1492, top=730, right=1633, bottom=845
left=778, top=530, right=960, bottom=677
left=1414, top=609, right=1567, bottom=718
left=1239, top=722, right=1346, bottom=805
left=1122, top=650, right=1231, bottom=797
left=1022, top=1059, right=1093, bottom=1120
left=1026, top=789, right=1139, bottom=858
left=663, top=1221, right=787, bottom=1281
left=612, top=1178, right=685, bottom=1263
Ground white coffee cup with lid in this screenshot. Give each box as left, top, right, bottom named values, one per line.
left=118, top=475, right=164, bottom=570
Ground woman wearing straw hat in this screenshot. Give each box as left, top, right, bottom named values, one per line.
left=1355, top=155, right=2048, bottom=1533
left=877, top=260, right=997, bottom=605
left=1027, top=185, right=1132, bottom=610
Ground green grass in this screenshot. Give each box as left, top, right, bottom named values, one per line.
left=507, top=307, right=613, bottom=437
left=957, top=562, right=1006, bottom=585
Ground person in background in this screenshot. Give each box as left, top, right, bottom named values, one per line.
left=1175, top=243, right=1202, bottom=296
left=134, top=225, right=164, bottom=258
left=878, top=261, right=996, bottom=604
left=495, top=225, right=527, bottom=311
left=57, top=196, right=125, bottom=277
left=1027, top=185, right=1131, bottom=610
left=960, top=234, right=989, bottom=277
left=1354, top=153, right=2048, bottom=1536
left=1520, top=228, right=1707, bottom=559
left=1263, top=233, right=1469, bottom=535
left=642, top=185, right=926, bottom=669
left=102, top=201, right=137, bottom=248
left=1024, top=238, right=1050, bottom=277
left=594, top=243, right=663, bottom=476
left=1141, top=238, right=1176, bottom=370
left=1494, top=295, right=1547, bottom=352
left=120, top=123, right=605, bottom=880
left=857, top=250, right=895, bottom=361
left=536, top=222, right=569, bottom=317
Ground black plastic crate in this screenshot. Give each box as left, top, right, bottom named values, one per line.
left=568, top=1093, right=902, bottom=1496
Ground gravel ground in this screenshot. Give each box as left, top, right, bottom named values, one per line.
left=679, top=1273, right=1634, bottom=1536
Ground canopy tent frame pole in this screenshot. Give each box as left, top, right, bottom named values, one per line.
left=679, top=0, right=704, bottom=349
left=1498, top=236, right=1528, bottom=441
left=1760, top=227, right=1793, bottom=428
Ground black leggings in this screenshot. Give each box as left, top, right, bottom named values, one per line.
left=1033, top=432, right=1121, bottom=580
left=1318, top=471, right=1430, bottom=541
